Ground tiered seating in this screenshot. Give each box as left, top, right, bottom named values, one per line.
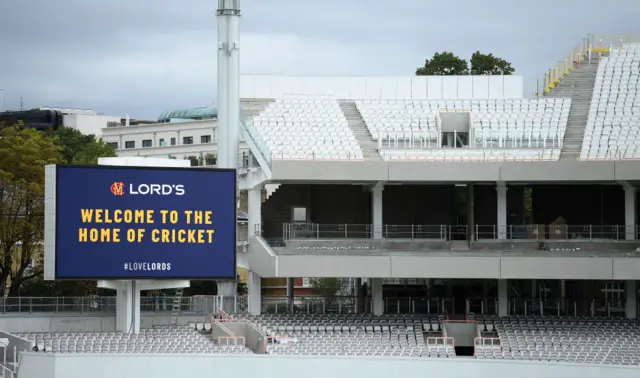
left=251, top=97, right=363, bottom=160
left=17, top=325, right=252, bottom=354
left=356, top=98, right=569, bottom=161
left=475, top=316, right=640, bottom=365
left=582, top=43, right=640, bottom=159
left=234, top=313, right=456, bottom=358
left=381, top=148, right=560, bottom=161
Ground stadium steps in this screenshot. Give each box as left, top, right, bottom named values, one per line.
left=338, top=100, right=382, bottom=160
left=546, top=52, right=604, bottom=160
left=240, top=98, right=275, bottom=117
left=168, top=288, right=184, bottom=326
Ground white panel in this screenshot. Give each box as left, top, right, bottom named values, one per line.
left=44, top=165, right=57, bottom=280
left=300, top=77, right=322, bottom=95
left=457, top=76, right=473, bottom=98
left=488, top=76, right=504, bottom=98
left=350, top=77, right=367, bottom=99
left=472, top=76, right=490, bottom=98
left=283, top=76, right=302, bottom=95
left=332, top=77, right=350, bottom=98
left=379, top=77, right=398, bottom=99
left=254, top=76, right=273, bottom=98
left=503, top=76, right=524, bottom=98
left=441, top=76, right=458, bottom=99
left=317, top=77, right=337, bottom=96
left=239, top=75, right=254, bottom=98
left=427, top=77, right=443, bottom=99
left=411, top=77, right=428, bottom=99
left=364, top=77, right=382, bottom=99
left=396, top=77, right=412, bottom=99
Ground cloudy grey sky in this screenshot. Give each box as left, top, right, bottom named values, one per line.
left=1, top=0, right=639, bottom=120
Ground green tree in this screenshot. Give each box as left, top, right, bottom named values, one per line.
left=236, top=275, right=248, bottom=296
left=0, top=126, right=64, bottom=296
left=310, top=278, right=342, bottom=305
left=416, top=52, right=469, bottom=75
left=45, top=127, right=116, bottom=164
left=204, top=153, right=217, bottom=166
left=470, top=51, right=515, bottom=75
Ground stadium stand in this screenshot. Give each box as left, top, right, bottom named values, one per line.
left=243, top=96, right=570, bottom=162
left=357, top=98, right=568, bottom=161
left=18, top=325, right=252, bottom=354
left=251, top=96, right=364, bottom=160
left=235, top=313, right=456, bottom=358
left=475, top=316, right=640, bottom=365
left=582, top=43, right=640, bottom=159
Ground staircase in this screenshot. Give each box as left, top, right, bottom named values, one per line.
left=338, top=100, right=382, bottom=160
left=264, top=184, right=280, bottom=201
left=168, top=288, right=184, bottom=326
left=546, top=52, right=604, bottom=159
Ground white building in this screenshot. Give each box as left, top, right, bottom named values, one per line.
left=39, top=107, right=123, bottom=137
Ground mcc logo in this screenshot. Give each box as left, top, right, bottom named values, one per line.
left=110, top=182, right=125, bottom=196
left=110, top=182, right=186, bottom=196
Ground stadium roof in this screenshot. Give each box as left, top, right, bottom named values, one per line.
left=157, top=106, right=217, bottom=122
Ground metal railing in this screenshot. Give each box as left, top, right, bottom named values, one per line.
left=282, top=223, right=638, bottom=241
left=378, top=131, right=563, bottom=151
left=508, top=297, right=630, bottom=317
left=0, top=295, right=221, bottom=314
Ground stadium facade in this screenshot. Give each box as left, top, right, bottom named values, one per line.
left=6, top=1, right=640, bottom=376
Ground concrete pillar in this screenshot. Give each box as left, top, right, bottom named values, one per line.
left=498, top=279, right=508, bottom=317
left=626, top=280, right=637, bottom=319
left=372, top=184, right=384, bottom=239
left=560, top=279, right=566, bottom=314
left=496, top=182, right=507, bottom=239
left=354, top=278, right=362, bottom=314
left=371, top=278, right=384, bottom=316
left=248, top=185, right=262, bottom=237
left=247, top=271, right=261, bottom=315
left=286, top=278, right=294, bottom=312
left=624, top=185, right=637, bottom=240
left=467, top=184, right=475, bottom=241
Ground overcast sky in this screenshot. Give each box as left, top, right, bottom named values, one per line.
left=1, top=0, right=639, bottom=120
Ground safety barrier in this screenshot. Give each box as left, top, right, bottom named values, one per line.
left=425, top=336, right=455, bottom=348
left=217, top=336, right=246, bottom=346
left=473, top=337, right=502, bottom=357
left=537, top=34, right=640, bottom=96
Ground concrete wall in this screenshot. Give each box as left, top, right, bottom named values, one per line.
left=240, top=75, right=524, bottom=99
left=17, top=353, right=640, bottom=378
left=270, top=160, right=640, bottom=182
left=0, top=314, right=208, bottom=334
left=269, top=251, right=640, bottom=280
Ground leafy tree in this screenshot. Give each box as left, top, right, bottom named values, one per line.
left=45, top=127, right=116, bottom=164
left=204, top=153, right=217, bottom=166
left=0, top=126, right=64, bottom=296
left=470, top=51, right=515, bottom=75
left=310, top=278, right=342, bottom=304
left=184, top=155, right=199, bottom=167
left=236, top=275, right=248, bottom=296
left=416, top=52, right=469, bottom=75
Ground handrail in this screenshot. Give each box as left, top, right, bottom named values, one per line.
left=282, top=223, right=637, bottom=241
left=536, top=34, right=592, bottom=96
left=217, top=336, right=246, bottom=346
left=425, top=336, right=455, bottom=348
left=473, top=337, right=502, bottom=357
left=378, top=131, right=563, bottom=151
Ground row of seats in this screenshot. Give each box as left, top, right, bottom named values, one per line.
left=17, top=325, right=252, bottom=354
left=582, top=43, right=640, bottom=159
left=475, top=315, right=640, bottom=365
left=252, top=97, right=364, bottom=161
left=380, top=148, right=561, bottom=161
left=356, top=99, right=570, bottom=151
left=234, top=313, right=456, bottom=358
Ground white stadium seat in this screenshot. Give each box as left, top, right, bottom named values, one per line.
left=250, top=96, right=364, bottom=161
left=355, top=98, right=569, bottom=161
left=582, top=43, right=640, bottom=160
